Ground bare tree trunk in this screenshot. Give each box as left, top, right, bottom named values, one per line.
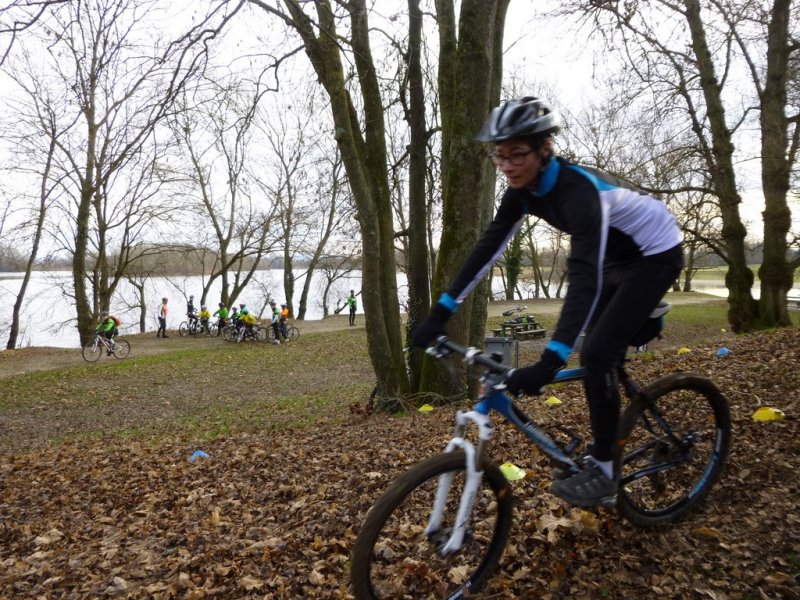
left=405, top=0, right=431, bottom=392
left=683, top=0, right=758, bottom=331
left=7, top=125, right=56, bottom=349
left=73, top=133, right=96, bottom=346
left=757, top=0, right=796, bottom=326
left=251, top=0, right=409, bottom=397
left=421, top=0, right=509, bottom=397
left=126, top=277, right=148, bottom=333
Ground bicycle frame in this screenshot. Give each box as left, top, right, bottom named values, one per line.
left=94, top=334, right=110, bottom=351
left=425, top=339, right=657, bottom=555
left=426, top=336, right=699, bottom=555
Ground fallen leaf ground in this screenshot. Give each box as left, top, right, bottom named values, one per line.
left=0, top=299, right=798, bottom=598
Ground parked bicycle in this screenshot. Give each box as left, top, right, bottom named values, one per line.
left=351, top=307, right=730, bottom=598
left=501, top=304, right=527, bottom=317
left=81, top=334, right=131, bottom=362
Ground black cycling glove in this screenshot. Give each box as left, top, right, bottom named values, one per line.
left=506, top=348, right=565, bottom=396
left=412, top=303, right=453, bottom=348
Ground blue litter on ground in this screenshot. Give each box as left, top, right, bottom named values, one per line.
left=189, top=450, right=210, bottom=462
left=715, top=347, right=731, bottom=356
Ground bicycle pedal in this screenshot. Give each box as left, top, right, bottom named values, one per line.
left=599, top=494, right=618, bottom=508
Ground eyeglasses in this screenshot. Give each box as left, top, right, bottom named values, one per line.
left=489, top=149, right=535, bottom=167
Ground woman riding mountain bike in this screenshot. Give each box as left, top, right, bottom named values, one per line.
left=413, top=95, right=684, bottom=508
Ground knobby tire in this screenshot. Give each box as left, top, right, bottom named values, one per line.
left=81, top=341, right=102, bottom=362
left=615, top=372, right=730, bottom=527
left=351, top=452, right=513, bottom=599
left=112, top=339, right=130, bottom=359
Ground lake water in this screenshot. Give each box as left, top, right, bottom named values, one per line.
left=0, top=269, right=376, bottom=349
left=0, top=271, right=795, bottom=349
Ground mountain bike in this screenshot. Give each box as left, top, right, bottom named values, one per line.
left=81, top=334, right=131, bottom=362
left=222, top=323, right=266, bottom=343
left=501, top=304, right=528, bottom=317
left=267, top=321, right=299, bottom=342
left=351, top=324, right=730, bottom=598
left=178, top=317, right=204, bottom=337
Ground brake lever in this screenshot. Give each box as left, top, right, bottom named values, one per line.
left=425, top=345, right=450, bottom=359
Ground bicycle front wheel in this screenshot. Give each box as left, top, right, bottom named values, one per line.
left=112, top=339, right=130, bottom=359
left=351, top=452, right=513, bottom=599
left=81, top=341, right=102, bottom=362
left=286, top=324, right=299, bottom=341
left=615, top=372, right=730, bottom=527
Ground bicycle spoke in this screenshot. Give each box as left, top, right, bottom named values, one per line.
left=352, top=453, right=512, bottom=599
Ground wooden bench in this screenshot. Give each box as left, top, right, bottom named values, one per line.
left=515, top=328, right=547, bottom=341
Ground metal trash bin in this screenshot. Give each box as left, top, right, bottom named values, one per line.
left=484, top=336, right=519, bottom=369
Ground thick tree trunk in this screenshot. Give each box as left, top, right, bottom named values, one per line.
left=758, top=0, right=794, bottom=327
left=73, top=119, right=96, bottom=346
left=421, top=0, right=509, bottom=397
left=272, top=0, right=408, bottom=398
left=406, top=0, right=431, bottom=392
left=685, top=0, right=758, bottom=332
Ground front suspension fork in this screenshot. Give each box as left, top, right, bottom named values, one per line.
left=425, top=410, right=495, bottom=555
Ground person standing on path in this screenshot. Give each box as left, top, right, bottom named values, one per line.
left=157, top=297, right=169, bottom=338
left=347, top=290, right=358, bottom=326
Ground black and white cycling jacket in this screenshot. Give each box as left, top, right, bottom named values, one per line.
left=439, top=157, right=682, bottom=359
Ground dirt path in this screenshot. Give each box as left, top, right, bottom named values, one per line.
left=0, top=294, right=718, bottom=380
left=0, top=312, right=362, bottom=379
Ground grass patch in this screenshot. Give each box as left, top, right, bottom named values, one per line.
left=693, top=265, right=800, bottom=284
left=666, top=299, right=729, bottom=326
left=0, top=328, right=374, bottom=450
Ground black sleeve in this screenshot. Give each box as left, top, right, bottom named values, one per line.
left=551, top=179, right=605, bottom=347
left=445, top=189, right=526, bottom=304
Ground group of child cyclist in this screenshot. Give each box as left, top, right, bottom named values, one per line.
left=96, top=296, right=292, bottom=346
left=185, top=295, right=290, bottom=343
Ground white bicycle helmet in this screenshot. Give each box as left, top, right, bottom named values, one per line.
left=475, top=96, right=561, bottom=142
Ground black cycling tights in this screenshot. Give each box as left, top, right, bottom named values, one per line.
left=580, top=244, right=683, bottom=462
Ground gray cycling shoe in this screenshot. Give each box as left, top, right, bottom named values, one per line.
left=551, top=462, right=617, bottom=508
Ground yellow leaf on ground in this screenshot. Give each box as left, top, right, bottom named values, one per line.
left=752, top=407, right=785, bottom=422
left=545, top=396, right=562, bottom=405
left=499, top=462, right=526, bottom=481
left=677, top=347, right=691, bottom=355
left=418, top=404, right=434, bottom=413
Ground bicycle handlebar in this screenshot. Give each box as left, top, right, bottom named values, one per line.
left=426, top=336, right=512, bottom=377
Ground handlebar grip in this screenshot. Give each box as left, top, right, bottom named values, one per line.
left=429, top=336, right=510, bottom=376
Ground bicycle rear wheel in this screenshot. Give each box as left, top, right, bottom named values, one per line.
left=178, top=322, right=189, bottom=337
left=82, top=341, right=102, bottom=362
left=615, top=372, right=730, bottom=527
left=351, top=452, right=513, bottom=599
left=221, top=325, right=237, bottom=342
left=286, top=324, right=299, bottom=341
